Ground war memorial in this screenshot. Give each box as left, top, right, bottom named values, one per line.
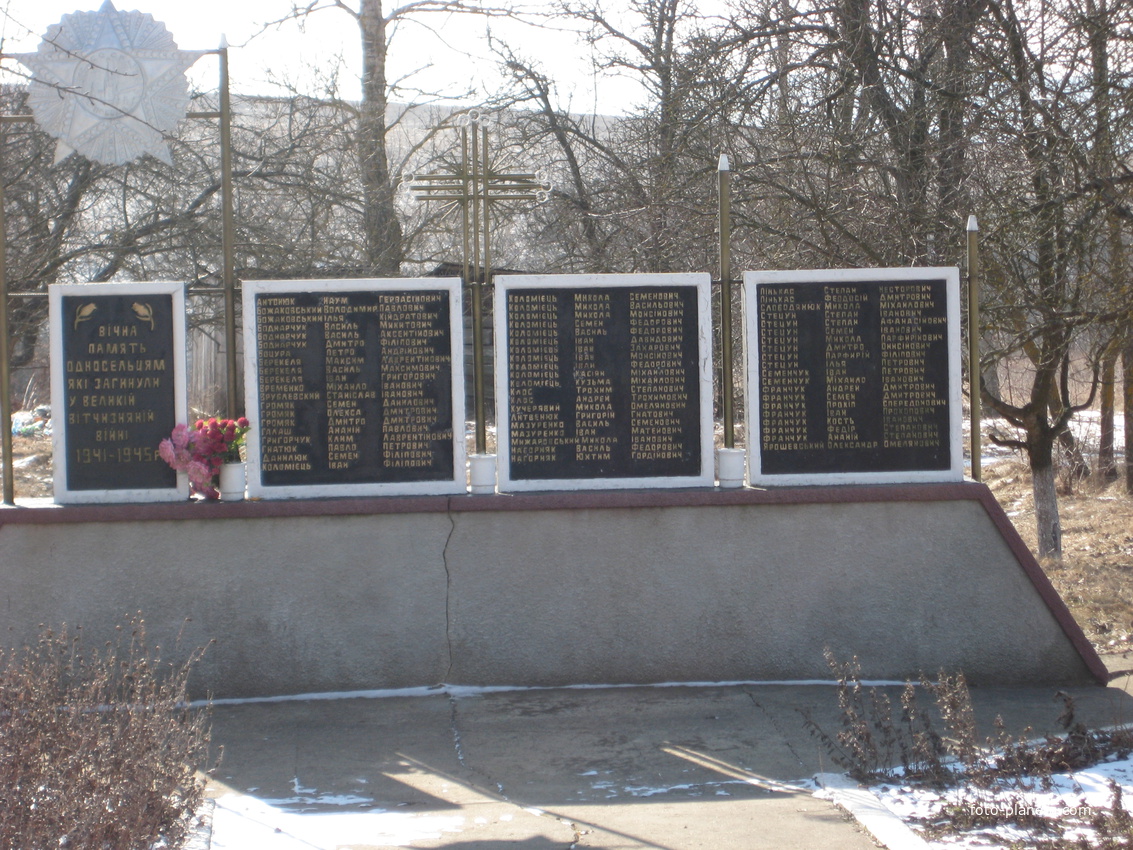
left=0, top=3, right=1106, bottom=698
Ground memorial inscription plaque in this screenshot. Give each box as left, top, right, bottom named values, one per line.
left=744, top=268, right=962, bottom=485
left=49, top=281, right=187, bottom=503
left=496, top=274, right=714, bottom=491
left=243, top=279, right=465, bottom=498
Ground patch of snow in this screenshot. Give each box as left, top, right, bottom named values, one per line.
left=816, top=751, right=1133, bottom=849
left=817, top=773, right=931, bottom=849
left=208, top=794, right=463, bottom=850
left=260, top=792, right=376, bottom=809
left=247, top=778, right=377, bottom=811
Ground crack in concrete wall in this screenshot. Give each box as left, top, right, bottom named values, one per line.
left=441, top=501, right=457, bottom=682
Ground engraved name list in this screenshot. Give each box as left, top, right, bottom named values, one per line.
left=505, top=285, right=701, bottom=481
left=756, top=278, right=952, bottom=476
left=254, top=289, right=455, bottom=487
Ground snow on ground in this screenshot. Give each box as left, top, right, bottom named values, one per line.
left=199, top=753, right=1133, bottom=849
left=818, top=751, right=1133, bottom=849
left=973, top=411, right=1127, bottom=462
left=187, top=683, right=1133, bottom=849
left=205, top=795, right=464, bottom=850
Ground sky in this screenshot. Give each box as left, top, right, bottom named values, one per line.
left=0, top=0, right=642, bottom=115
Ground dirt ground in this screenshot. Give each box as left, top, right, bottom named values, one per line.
left=982, top=459, right=1133, bottom=657
left=7, top=434, right=1133, bottom=658
left=8, top=434, right=53, bottom=499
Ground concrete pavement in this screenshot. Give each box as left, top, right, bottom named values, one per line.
left=201, top=663, right=1133, bottom=849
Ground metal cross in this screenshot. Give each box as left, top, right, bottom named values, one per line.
left=409, top=112, right=547, bottom=455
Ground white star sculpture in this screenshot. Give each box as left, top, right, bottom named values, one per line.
left=15, top=1, right=206, bottom=166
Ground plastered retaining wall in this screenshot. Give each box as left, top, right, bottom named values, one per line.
left=0, top=482, right=1105, bottom=698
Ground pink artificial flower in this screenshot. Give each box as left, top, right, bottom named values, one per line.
left=186, top=459, right=219, bottom=499
left=158, top=424, right=199, bottom=471
left=171, top=423, right=193, bottom=449
left=158, top=437, right=177, bottom=467
left=160, top=417, right=249, bottom=497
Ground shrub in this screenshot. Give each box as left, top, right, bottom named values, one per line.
left=800, top=650, right=952, bottom=784
left=0, top=615, right=213, bottom=849
left=805, top=652, right=1133, bottom=846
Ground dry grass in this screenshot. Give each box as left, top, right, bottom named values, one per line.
left=983, top=459, right=1133, bottom=654
left=9, top=433, right=53, bottom=498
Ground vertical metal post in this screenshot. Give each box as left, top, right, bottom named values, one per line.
left=718, top=154, right=735, bottom=449
left=481, top=126, right=492, bottom=286
left=460, top=129, right=471, bottom=293
left=219, top=41, right=240, bottom=417
left=0, top=130, right=14, bottom=504
left=967, top=215, right=981, bottom=482
left=468, top=122, right=486, bottom=454
left=476, top=125, right=491, bottom=454
left=470, top=124, right=482, bottom=282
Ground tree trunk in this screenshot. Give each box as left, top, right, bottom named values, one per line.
left=359, top=0, right=403, bottom=276
left=937, top=0, right=981, bottom=224
left=1052, top=401, right=1090, bottom=488
left=981, top=358, right=1000, bottom=400
left=1125, top=329, right=1133, bottom=493
left=1099, top=341, right=1118, bottom=480
left=1031, top=436, right=1062, bottom=558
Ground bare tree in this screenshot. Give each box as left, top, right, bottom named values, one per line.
left=716, top=0, right=985, bottom=268
left=681, top=0, right=1130, bottom=554
left=489, top=1, right=731, bottom=274
left=259, top=0, right=520, bottom=276
left=1, top=89, right=97, bottom=371
left=972, top=0, right=1133, bottom=554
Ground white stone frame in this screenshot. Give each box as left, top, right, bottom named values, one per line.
left=49, top=280, right=189, bottom=504
left=743, top=267, right=964, bottom=486
left=495, top=273, right=715, bottom=492
left=242, top=278, right=467, bottom=499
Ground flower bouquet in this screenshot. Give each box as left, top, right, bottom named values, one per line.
left=159, top=417, right=250, bottom=499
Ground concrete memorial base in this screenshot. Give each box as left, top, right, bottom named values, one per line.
left=0, top=483, right=1104, bottom=698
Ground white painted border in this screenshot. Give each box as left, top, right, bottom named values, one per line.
left=49, top=280, right=189, bottom=504
left=743, top=267, right=963, bottom=486
left=495, top=273, right=715, bottom=492
left=815, top=774, right=932, bottom=850
left=242, top=278, right=467, bottom=499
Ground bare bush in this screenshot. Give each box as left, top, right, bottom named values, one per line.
left=0, top=616, right=213, bottom=849
left=806, top=652, right=1133, bottom=844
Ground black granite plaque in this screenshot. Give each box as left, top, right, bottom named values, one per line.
left=61, top=293, right=178, bottom=491
left=254, top=289, right=455, bottom=486
left=757, top=279, right=951, bottom=474
left=506, top=286, right=701, bottom=480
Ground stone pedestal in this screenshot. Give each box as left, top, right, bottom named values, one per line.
left=470, top=454, right=497, bottom=494
left=716, top=448, right=746, bottom=488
